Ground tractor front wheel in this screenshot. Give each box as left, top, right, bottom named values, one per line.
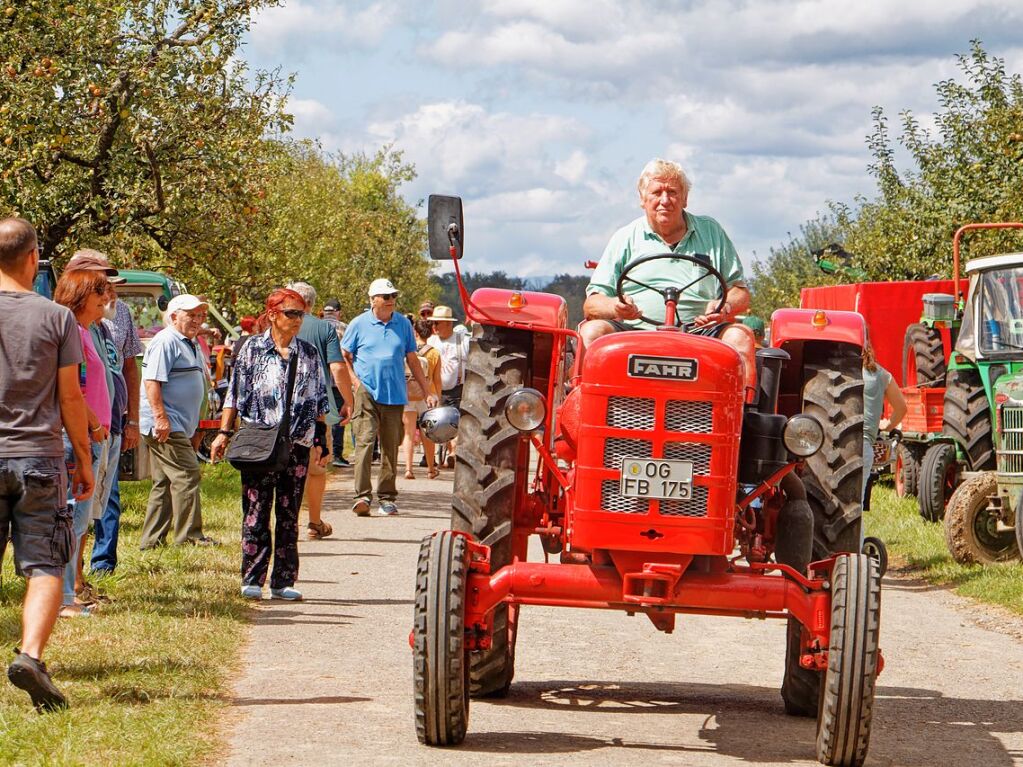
left=918, top=443, right=958, bottom=522
left=413, top=531, right=470, bottom=746
left=816, top=553, right=881, bottom=767
left=894, top=444, right=921, bottom=499
left=944, top=472, right=1021, bottom=564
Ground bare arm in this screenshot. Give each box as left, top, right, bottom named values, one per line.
left=342, top=349, right=360, bottom=391
left=695, top=285, right=751, bottom=326
left=122, top=355, right=140, bottom=450
left=57, top=365, right=94, bottom=500
left=144, top=380, right=171, bottom=442
left=329, top=360, right=354, bottom=418
left=880, top=377, right=908, bottom=432
left=209, top=406, right=237, bottom=463
left=583, top=292, right=641, bottom=322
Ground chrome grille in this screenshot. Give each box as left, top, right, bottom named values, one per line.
left=662, top=442, right=712, bottom=475
left=603, top=438, right=653, bottom=470
left=601, top=479, right=648, bottom=514
left=664, top=400, right=713, bottom=433
left=658, top=485, right=709, bottom=517
left=607, top=396, right=655, bottom=430
left=999, top=407, right=1023, bottom=474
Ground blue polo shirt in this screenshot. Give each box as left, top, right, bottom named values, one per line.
left=139, top=326, right=207, bottom=438
left=341, top=309, right=416, bottom=406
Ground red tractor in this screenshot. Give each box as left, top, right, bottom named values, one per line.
left=412, top=196, right=880, bottom=766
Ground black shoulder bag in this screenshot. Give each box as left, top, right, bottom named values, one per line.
left=226, top=352, right=298, bottom=473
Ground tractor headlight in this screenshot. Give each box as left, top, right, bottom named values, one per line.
left=504, top=387, right=546, bottom=432
left=783, top=414, right=824, bottom=457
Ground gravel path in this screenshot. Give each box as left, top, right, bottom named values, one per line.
left=225, top=471, right=1023, bottom=766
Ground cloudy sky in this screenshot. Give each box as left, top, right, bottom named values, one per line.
left=244, top=0, right=1023, bottom=277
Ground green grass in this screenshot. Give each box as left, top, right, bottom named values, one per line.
left=0, top=463, right=247, bottom=766
left=867, top=485, right=1023, bottom=616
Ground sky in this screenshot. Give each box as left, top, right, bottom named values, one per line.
left=242, top=0, right=1023, bottom=278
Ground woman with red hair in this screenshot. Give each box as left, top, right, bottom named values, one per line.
left=210, top=288, right=329, bottom=601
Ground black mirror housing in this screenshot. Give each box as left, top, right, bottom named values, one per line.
left=428, top=195, right=463, bottom=260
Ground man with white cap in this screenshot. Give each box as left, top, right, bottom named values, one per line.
left=138, top=293, right=216, bottom=547
left=341, top=278, right=438, bottom=516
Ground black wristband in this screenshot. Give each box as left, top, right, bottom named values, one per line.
left=313, top=421, right=328, bottom=449
left=218, top=429, right=234, bottom=437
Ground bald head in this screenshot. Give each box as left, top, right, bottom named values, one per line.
left=0, top=217, right=38, bottom=270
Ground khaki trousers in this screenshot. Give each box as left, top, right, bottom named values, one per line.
left=140, top=432, right=203, bottom=547
left=352, top=386, right=405, bottom=504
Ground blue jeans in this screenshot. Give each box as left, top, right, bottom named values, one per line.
left=91, top=433, right=123, bottom=572
left=63, top=435, right=104, bottom=605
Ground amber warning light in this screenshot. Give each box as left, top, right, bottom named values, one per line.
left=508, top=292, right=527, bottom=311
left=811, top=310, right=828, bottom=329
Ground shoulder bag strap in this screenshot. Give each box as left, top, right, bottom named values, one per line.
left=279, top=352, right=299, bottom=437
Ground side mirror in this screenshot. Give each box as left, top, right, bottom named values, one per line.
left=428, top=195, right=463, bottom=261
left=157, top=295, right=169, bottom=311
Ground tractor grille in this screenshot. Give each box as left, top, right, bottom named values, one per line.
left=663, top=441, right=712, bottom=475
left=658, top=485, right=709, bottom=517
left=601, top=479, right=648, bottom=514
left=999, top=407, right=1023, bottom=474
left=664, top=400, right=713, bottom=433
left=603, top=438, right=653, bottom=470
left=607, top=396, right=655, bottom=430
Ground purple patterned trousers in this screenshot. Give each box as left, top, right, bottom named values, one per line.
left=240, top=445, right=310, bottom=589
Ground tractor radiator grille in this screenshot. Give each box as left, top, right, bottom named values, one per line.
left=601, top=479, right=647, bottom=514
left=999, top=407, right=1023, bottom=474
left=663, top=441, right=712, bottom=475
left=664, top=400, right=713, bottom=433
left=658, top=485, right=709, bottom=517
left=607, top=396, right=655, bottom=430
left=603, top=438, right=653, bottom=470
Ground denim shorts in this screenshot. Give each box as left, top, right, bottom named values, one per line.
left=0, top=456, right=73, bottom=578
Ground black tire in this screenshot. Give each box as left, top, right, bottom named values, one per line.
left=917, top=442, right=958, bottom=522
left=801, top=350, right=864, bottom=557
left=861, top=536, right=888, bottom=578
left=1016, top=494, right=1023, bottom=564
left=943, top=368, right=994, bottom=470
left=782, top=618, right=820, bottom=717
left=894, top=443, right=922, bottom=499
left=816, top=554, right=881, bottom=767
left=902, top=323, right=945, bottom=388
left=196, top=430, right=217, bottom=464
left=450, top=324, right=530, bottom=698
left=944, top=472, right=1021, bottom=564
left=413, top=531, right=470, bottom=746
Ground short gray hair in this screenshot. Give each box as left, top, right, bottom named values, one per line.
left=637, top=158, right=692, bottom=197
left=286, top=281, right=317, bottom=310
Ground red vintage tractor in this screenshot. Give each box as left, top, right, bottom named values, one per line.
left=412, top=196, right=880, bottom=766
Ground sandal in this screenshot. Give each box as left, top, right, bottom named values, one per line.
left=428, top=468, right=440, bottom=479
left=405, top=470, right=415, bottom=480
left=59, top=603, right=95, bottom=618
left=76, top=582, right=111, bottom=605
left=307, top=520, right=333, bottom=539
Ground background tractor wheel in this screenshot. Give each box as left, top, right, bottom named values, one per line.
left=782, top=618, right=821, bottom=717
left=451, top=324, right=531, bottom=698
left=413, top=532, right=470, bottom=746
left=894, top=444, right=922, bottom=499
left=861, top=536, right=888, bottom=578
left=816, top=554, right=881, bottom=767
left=943, top=368, right=994, bottom=470
left=801, top=349, right=865, bottom=557
left=944, top=472, right=1020, bottom=564
left=902, top=323, right=946, bottom=387
left=917, top=443, right=958, bottom=522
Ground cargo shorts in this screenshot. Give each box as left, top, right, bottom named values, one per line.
left=0, top=456, right=74, bottom=578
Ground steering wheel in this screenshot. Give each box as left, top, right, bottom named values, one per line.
left=615, top=252, right=728, bottom=328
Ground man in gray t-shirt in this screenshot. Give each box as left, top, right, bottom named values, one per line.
left=0, top=217, right=92, bottom=712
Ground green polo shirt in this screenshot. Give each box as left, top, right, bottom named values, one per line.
left=586, top=212, right=745, bottom=327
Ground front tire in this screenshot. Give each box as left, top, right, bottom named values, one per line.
left=943, top=368, right=994, bottom=471
left=944, top=472, right=1020, bottom=564
left=918, top=442, right=958, bottom=522
left=894, top=443, right=921, bottom=499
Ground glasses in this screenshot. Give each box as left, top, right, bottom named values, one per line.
left=375, top=293, right=398, bottom=300
left=278, top=309, right=304, bottom=319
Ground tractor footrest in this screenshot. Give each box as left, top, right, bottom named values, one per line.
left=622, top=564, right=683, bottom=605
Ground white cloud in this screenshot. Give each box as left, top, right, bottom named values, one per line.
left=287, top=97, right=336, bottom=138
left=250, top=0, right=399, bottom=57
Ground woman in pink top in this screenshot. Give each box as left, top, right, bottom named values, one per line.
left=54, top=269, right=110, bottom=617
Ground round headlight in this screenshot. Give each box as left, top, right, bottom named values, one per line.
left=784, top=414, right=824, bottom=457
left=504, top=387, right=547, bottom=432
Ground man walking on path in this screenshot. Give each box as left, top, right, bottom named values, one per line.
left=342, top=278, right=437, bottom=516
left=138, top=294, right=215, bottom=548
left=0, top=217, right=92, bottom=711
left=287, top=282, right=354, bottom=538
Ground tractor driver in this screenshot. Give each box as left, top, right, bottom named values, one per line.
left=581, top=158, right=757, bottom=395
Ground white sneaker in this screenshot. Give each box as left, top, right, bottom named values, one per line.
left=378, top=501, right=398, bottom=516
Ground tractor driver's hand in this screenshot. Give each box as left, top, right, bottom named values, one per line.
left=613, top=296, right=641, bottom=321
left=694, top=299, right=731, bottom=327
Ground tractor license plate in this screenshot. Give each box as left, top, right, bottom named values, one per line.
left=620, top=458, right=694, bottom=500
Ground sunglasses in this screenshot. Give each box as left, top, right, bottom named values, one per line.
left=376, top=293, right=398, bottom=300
left=278, top=309, right=304, bottom=319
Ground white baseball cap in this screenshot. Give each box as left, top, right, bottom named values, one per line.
left=367, top=278, right=398, bottom=297
left=167, top=294, right=208, bottom=314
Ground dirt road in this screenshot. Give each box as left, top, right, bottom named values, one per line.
left=225, top=473, right=1023, bottom=766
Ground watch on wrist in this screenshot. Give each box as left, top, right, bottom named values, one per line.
left=218, top=429, right=234, bottom=437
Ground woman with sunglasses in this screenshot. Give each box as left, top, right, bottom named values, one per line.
left=210, top=288, right=329, bottom=601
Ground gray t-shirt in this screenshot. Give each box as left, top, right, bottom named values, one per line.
left=863, top=364, right=893, bottom=442
left=0, top=291, right=84, bottom=457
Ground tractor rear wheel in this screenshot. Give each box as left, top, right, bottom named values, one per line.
left=816, top=553, right=881, bottom=767
left=944, top=472, right=1021, bottom=564
left=902, top=323, right=945, bottom=387
left=801, top=349, right=864, bottom=557
left=943, top=368, right=994, bottom=470
left=917, top=442, right=958, bottom=522
left=413, top=531, right=470, bottom=746
left=451, top=324, right=530, bottom=698
left=894, top=443, right=921, bottom=499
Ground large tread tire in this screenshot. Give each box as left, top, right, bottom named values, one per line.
left=1017, top=494, right=1023, bottom=564
left=902, top=324, right=946, bottom=388
left=801, top=351, right=864, bottom=558
left=894, top=443, right=922, bottom=499
left=943, top=368, right=994, bottom=471
left=450, top=324, right=530, bottom=698
left=917, top=442, right=958, bottom=522
left=944, top=472, right=1021, bottom=564
left=816, top=554, right=881, bottom=767
left=413, top=532, right=470, bottom=746
left=782, top=618, right=821, bottom=717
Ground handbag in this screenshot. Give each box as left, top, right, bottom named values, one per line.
left=227, top=352, right=298, bottom=473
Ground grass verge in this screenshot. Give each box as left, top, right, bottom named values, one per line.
left=867, top=485, right=1023, bottom=616
left=1, top=462, right=246, bottom=766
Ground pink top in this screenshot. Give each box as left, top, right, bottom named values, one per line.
left=79, top=325, right=111, bottom=430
